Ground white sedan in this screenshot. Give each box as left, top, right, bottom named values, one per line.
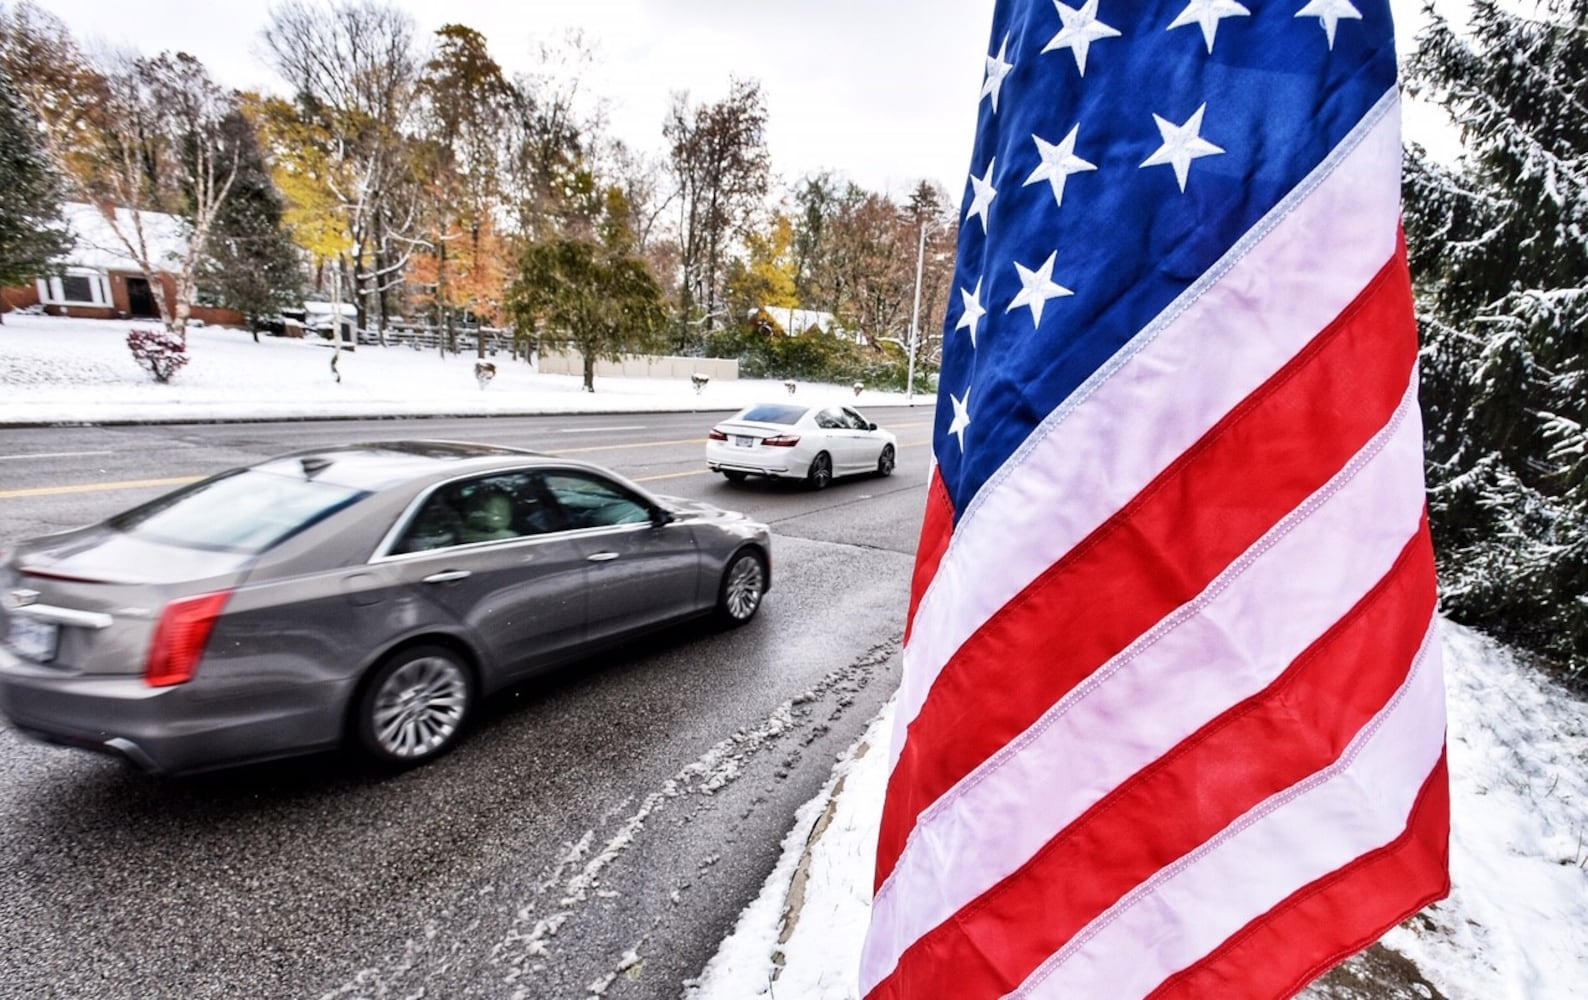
left=707, top=402, right=898, bottom=489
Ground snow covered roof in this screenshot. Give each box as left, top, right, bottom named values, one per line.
left=753, top=306, right=839, bottom=336
left=57, top=201, right=189, bottom=273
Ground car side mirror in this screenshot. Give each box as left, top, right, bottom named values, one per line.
left=868, top=422, right=877, bottom=431
left=651, top=507, right=674, bottom=527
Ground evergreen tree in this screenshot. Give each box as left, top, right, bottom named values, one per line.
left=1404, top=0, right=1588, bottom=681
left=198, top=108, right=303, bottom=336
left=0, top=66, right=69, bottom=321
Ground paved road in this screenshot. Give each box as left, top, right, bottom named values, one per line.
left=0, top=408, right=934, bottom=999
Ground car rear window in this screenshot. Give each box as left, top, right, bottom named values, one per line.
left=738, top=403, right=807, bottom=425
left=107, top=469, right=368, bottom=554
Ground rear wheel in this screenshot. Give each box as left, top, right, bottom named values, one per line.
left=355, top=645, right=473, bottom=767
left=876, top=444, right=896, bottom=477
left=717, top=550, right=766, bottom=625
left=722, top=470, right=748, bottom=483
left=806, top=452, right=833, bottom=490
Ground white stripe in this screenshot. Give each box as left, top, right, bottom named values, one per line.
left=859, top=375, right=1428, bottom=994
left=890, top=90, right=1405, bottom=774
left=1014, top=618, right=1446, bottom=998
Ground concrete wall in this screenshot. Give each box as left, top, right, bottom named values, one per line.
left=537, top=350, right=739, bottom=381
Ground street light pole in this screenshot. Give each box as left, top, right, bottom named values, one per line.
left=906, top=218, right=928, bottom=404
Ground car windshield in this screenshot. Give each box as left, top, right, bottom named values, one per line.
left=738, top=403, right=807, bottom=425
left=107, top=469, right=368, bottom=554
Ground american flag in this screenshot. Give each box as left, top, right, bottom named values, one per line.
left=861, top=1, right=1449, bottom=997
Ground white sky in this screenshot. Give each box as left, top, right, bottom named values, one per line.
left=40, top=0, right=1453, bottom=199
left=42, top=0, right=998, bottom=198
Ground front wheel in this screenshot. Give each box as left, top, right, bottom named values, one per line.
left=876, top=444, right=896, bottom=477
left=355, top=645, right=474, bottom=767
left=717, top=550, right=767, bottom=625
left=722, top=470, right=748, bottom=483
left=806, top=452, right=833, bottom=490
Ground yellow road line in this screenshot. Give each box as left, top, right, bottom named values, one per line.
left=0, top=476, right=201, bottom=500
left=543, top=437, right=705, bottom=455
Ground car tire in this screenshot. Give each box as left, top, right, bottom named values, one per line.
left=717, top=549, right=767, bottom=625
left=355, top=645, right=474, bottom=767
left=876, top=444, right=896, bottom=477
left=807, top=452, right=833, bottom=490
left=723, top=470, right=748, bottom=483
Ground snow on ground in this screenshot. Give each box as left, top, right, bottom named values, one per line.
left=0, top=313, right=925, bottom=424
left=3, top=312, right=1585, bottom=997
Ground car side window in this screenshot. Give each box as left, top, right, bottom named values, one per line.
left=541, top=471, right=653, bottom=529
left=815, top=407, right=846, bottom=430
left=393, top=472, right=562, bottom=553
left=842, top=407, right=871, bottom=430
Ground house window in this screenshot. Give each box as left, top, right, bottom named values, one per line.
left=60, top=275, right=95, bottom=303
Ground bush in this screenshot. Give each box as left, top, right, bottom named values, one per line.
left=705, top=325, right=932, bottom=391
left=127, top=328, right=189, bottom=383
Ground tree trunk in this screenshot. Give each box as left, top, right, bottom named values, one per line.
left=583, top=350, right=595, bottom=392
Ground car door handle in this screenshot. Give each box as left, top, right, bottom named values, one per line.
left=422, top=570, right=472, bottom=584
left=586, top=552, right=620, bottom=562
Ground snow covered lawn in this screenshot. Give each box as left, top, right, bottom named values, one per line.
left=0, top=313, right=924, bottom=424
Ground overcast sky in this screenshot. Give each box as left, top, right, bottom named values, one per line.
left=42, top=0, right=999, bottom=199
left=40, top=0, right=1448, bottom=201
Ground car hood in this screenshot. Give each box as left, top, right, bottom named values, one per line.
left=13, top=526, right=256, bottom=586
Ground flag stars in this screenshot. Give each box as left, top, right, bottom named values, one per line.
left=966, top=159, right=998, bottom=234
left=1140, top=104, right=1225, bottom=192
left=1168, top=0, right=1250, bottom=53
left=1023, top=125, right=1096, bottom=208
left=948, top=389, right=972, bottom=452
left=1007, top=251, right=1073, bottom=328
left=981, top=34, right=1014, bottom=113
left=1043, top=0, right=1121, bottom=76
left=957, top=278, right=987, bottom=348
left=1295, top=0, right=1363, bottom=49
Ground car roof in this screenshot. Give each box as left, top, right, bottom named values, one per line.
left=250, top=440, right=550, bottom=492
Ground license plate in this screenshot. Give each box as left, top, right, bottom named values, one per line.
left=734, top=435, right=754, bottom=448
left=5, top=615, right=59, bottom=663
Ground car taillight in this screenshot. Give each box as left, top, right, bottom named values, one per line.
left=762, top=434, right=800, bottom=447
left=708, top=428, right=728, bottom=441
left=145, top=589, right=232, bottom=687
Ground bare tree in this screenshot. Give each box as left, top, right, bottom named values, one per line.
left=664, top=77, right=770, bottom=350
left=262, top=0, right=422, bottom=337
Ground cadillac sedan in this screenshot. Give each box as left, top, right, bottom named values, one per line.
left=706, top=402, right=898, bottom=489
left=0, top=441, right=771, bottom=775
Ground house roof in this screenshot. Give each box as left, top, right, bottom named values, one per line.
left=754, top=306, right=839, bottom=336
left=58, top=201, right=189, bottom=273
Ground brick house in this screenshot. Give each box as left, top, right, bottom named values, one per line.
left=1, top=202, right=243, bottom=326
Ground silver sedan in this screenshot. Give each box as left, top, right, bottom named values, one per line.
left=0, top=441, right=771, bottom=774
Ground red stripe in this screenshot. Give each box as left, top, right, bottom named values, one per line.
left=1149, top=752, right=1451, bottom=1000
left=904, top=468, right=955, bottom=647
left=876, top=250, right=1418, bottom=885
left=866, top=520, right=1438, bottom=1000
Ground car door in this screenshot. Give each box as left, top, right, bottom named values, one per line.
left=538, top=468, right=702, bottom=642
left=367, top=472, right=589, bottom=684
left=842, top=406, right=885, bottom=468
left=818, top=406, right=870, bottom=472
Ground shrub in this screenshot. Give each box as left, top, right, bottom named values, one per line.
left=127, top=328, right=189, bottom=383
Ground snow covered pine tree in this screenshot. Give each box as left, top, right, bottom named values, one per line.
left=1403, top=0, right=1588, bottom=685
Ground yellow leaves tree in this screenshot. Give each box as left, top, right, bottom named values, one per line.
left=243, top=93, right=351, bottom=264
